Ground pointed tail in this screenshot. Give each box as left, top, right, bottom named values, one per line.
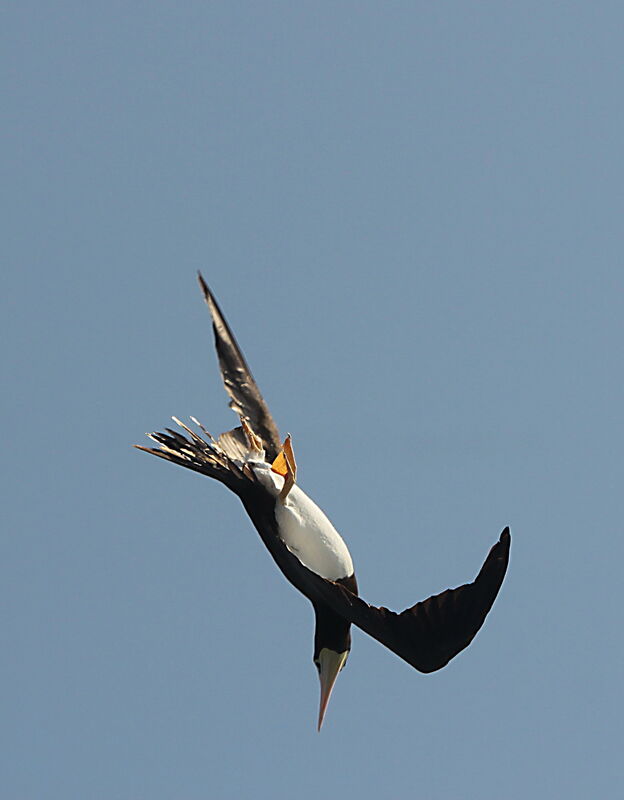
left=134, top=416, right=249, bottom=493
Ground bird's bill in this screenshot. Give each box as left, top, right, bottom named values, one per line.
left=317, top=648, right=348, bottom=731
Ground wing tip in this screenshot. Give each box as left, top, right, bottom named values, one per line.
left=492, top=527, right=511, bottom=565
left=197, top=271, right=226, bottom=330
left=197, top=271, right=212, bottom=303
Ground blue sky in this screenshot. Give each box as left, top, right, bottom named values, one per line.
left=3, top=2, right=622, bottom=797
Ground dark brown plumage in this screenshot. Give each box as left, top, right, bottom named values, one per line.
left=197, top=273, right=282, bottom=463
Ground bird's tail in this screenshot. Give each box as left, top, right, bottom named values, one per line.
left=134, top=416, right=254, bottom=492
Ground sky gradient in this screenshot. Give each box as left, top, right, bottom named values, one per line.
left=3, top=3, right=623, bottom=798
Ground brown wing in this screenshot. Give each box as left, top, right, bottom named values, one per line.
left=309, top=528, right=511, bottom=673
left=198, top=273, right=282, bottom=462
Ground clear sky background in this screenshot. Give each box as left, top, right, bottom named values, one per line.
left=3, top=2, right=623, bottom=798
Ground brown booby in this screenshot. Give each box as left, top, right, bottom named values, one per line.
left=136, top=275, right=510, bottom=729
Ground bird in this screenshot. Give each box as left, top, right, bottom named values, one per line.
left=135, top=274, right=511, bottom=730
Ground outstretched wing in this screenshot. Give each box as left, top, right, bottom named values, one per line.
left=309, top=528, right=511, bottom=673
left=198, top=274, right=282, bottom=462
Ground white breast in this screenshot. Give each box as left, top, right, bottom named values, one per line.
left=250, top=462, right=354, bottom=580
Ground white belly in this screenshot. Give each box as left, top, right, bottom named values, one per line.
left=250, top=463, right=354, bottom=580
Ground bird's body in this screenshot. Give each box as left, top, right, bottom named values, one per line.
left=136, top=275, right=510, bottom=729
left=252, top=459, right=354, bottom=580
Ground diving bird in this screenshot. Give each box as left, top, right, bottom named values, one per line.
left=136, top=275, right=510, bottom=729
